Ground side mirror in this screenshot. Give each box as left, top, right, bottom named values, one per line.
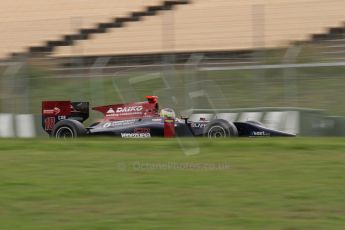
left=180, top=115, right=189, bottom=124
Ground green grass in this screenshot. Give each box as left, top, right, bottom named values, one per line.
left=0, top=138, right=344, bottom=229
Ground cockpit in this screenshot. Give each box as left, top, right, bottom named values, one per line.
left=159, top=108, right=176, bottom=119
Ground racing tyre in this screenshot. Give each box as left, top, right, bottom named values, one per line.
left=52, top=119, right=87, bottom=138
left=204, top=119, right=238, bottom=138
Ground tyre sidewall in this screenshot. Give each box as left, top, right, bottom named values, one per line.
left=204, top=119, right=238, bottom=138
left=52, top=119, right=86, bottom=138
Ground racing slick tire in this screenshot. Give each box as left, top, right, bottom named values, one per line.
left=52, top=119, right=87, bottom=138
left=204, top=119, right=238, bottom=138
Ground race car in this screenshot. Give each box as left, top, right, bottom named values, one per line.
left=42, top=96, right=295, bottom=138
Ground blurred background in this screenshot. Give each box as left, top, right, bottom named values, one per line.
left=0, top=0, right=345, bottom=137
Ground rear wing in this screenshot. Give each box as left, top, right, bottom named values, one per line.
left=92, top=96, right=159, bottom=121
left=42, top=101, right=89, bottom=134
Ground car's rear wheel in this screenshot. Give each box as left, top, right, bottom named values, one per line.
left=52, top=119, right=87, bottom=138
left=204, top=119, right=238, bottom=138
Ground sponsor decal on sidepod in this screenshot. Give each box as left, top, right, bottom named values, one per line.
left=103, top=119, right=137, bottom=128
left=121, top=127, right=151, bottom=138
left=121, top=133, right=151, bottom=138
left=191, top=122, right=207, bottom=128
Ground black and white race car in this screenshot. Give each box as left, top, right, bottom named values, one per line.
left=42, top=96, right=295, bottom=138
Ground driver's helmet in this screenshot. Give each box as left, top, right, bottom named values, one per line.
left=159, top=108, right=176, bottom=118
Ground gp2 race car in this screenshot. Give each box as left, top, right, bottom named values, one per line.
left=42, top=96, right=295, bottom=138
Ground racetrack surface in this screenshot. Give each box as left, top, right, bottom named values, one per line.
left=0, top=138, right=344, bottom=229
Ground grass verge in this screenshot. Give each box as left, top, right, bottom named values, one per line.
left=0, top=138, right=344, bottom=229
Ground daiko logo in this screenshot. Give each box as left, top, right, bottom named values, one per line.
left=106, top=105, right=143, bottom=116
left=43, top=107, right=61, bottom=115
left=116, top=106, right=143, bottom=113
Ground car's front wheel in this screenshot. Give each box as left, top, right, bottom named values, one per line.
left=204, top=119, right=238, bottom=138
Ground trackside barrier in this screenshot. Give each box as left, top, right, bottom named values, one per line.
left=0, top=114, right=35, bottom=138
left=0, top=114, right=15, bottom=137
left=15, top=114, right=36, bottom=138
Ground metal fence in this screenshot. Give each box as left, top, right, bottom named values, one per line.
left=1, top=52, right=345, bottom=137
